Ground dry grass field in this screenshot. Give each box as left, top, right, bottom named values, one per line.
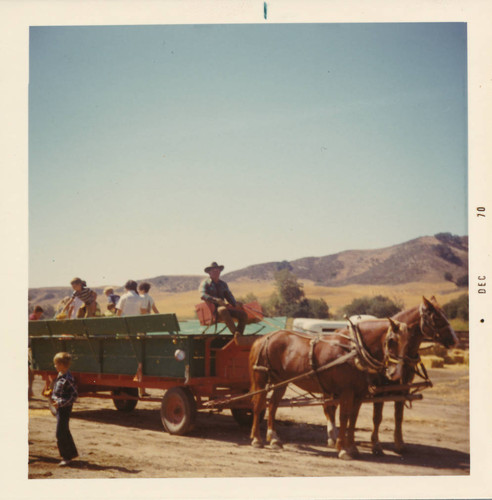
left=151, top=279, right=466, bottom=320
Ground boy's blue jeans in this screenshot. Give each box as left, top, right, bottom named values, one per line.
left=56, top=405, right=78, bottom=460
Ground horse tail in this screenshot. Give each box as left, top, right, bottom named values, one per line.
left=249, top=330, right=281, bottom=392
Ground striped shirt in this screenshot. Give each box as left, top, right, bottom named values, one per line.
left=52, top=370, right=78, bottom=408
left=72, top=286, right=95, bottom=305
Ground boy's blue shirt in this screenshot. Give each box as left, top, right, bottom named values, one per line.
left=52, top=370, right=78, bottom=408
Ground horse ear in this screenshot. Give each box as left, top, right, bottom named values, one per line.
left=388, top=317, right=399, bottom=333
left=430, top=295, right=440, bottom=307
left=422, top=296, right=435, bottom=311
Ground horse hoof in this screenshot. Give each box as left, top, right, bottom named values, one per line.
left=395, top=441, right=406, bottom=455
left=251, top=439, right=263, bottom=448
left=270, top=440, right=283, bottom=450
left=372, top=444, right=384, bottom=456
left=338, top=450, right=353, bottom=460
left=327, top=438, right=336, bottom=448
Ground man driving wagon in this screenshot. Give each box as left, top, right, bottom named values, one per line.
left=199, top=261, right=248, bottom=342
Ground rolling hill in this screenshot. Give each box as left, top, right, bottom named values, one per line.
left=28, top=233, right=468, bottom=316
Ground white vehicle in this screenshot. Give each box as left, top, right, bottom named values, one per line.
left=289, top=315, right=378, bottom=334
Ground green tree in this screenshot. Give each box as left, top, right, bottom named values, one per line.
left=274, top=269, right=305, bottom=304
left=456, top=274, right=469, bottom=287
left=305, top=298, right=330, bottom=319
left=276, top=260, right=293, bottom=272
left=342, top=295, right=402, bottom=318
left=442, top=294, right=468, bottom=321
left=444, top=272, right=454, bottom=283
left=264, top=270, right=330, bottom=319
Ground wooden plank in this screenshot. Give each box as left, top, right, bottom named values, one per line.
left=123, top=314, right=180, bottom=334
left=83, top=317, right=129, bottom=336
left=45, top=319, right=87, bottom=337
left=28, top=321, right=51, bottom=337
left=28, top=313, right=181, bottom=338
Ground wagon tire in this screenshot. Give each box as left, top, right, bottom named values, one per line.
left=161, top=387, right=197, bottom=435
left=231, top=408, right=265, bottom=427
left=112, top=387, right=139, bottom=412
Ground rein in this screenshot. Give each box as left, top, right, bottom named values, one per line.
left=347, top=318, right=407, bottom=375
left=252, top=322, right=399, bottom=397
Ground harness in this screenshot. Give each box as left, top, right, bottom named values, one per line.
left=252, top=322, right=404, bottom=397
left=347, top=318, right=406, bottom=374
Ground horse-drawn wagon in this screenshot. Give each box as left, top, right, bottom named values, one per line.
left=29, top=297, right=458, bottom=459
left=29, top=313, right=267, bottom=435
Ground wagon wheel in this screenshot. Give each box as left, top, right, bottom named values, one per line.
left=161, top=387, right=197, bottom=435
left=231, top=408, right=266, bottom=427
left=112, top=387, right=139, bottom=412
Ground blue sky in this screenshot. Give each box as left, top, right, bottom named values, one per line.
left=29, top=23, right=467, bottom=288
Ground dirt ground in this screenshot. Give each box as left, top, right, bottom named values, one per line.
left=28, top=364, right=469, bottom=480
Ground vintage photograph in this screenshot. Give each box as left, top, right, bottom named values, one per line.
left=26, top=20, right=471, bottom=483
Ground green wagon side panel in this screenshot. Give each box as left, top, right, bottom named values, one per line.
left=30, top=338, right=64, bottom=370
left=102, top=338, right=142, bottom=374
left=124, top=314, right=180, bottom=334
left=83, top=317, right=129, bottom=336
left=31, top=331, right=221, bottom=379
left=144, top=336, right=191, bottom=378
left=64, top=339, right=101, bottom=373
left=28, top=313, right=180, bottom=339
left=28, top=321, right=51, bottom=336
left=188, top=337, right=207, bottom=378
left=47, top=320, right=88, bottom=336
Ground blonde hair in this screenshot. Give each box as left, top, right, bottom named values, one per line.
left=53, top=352, right=72, bottom=366
left=104, top=287, right=114, bottom=295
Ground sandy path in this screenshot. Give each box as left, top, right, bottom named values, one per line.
left=28, top=365, right=469, bottom=479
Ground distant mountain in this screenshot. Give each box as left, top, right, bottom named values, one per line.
left=28, top=234, right=468, bottom=311
left=223, top=234, right=468, bottom=286
left=28, top=276, right=203, bottom=311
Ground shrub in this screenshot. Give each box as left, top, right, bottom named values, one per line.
left=442, top=294, right=468, bottom=321
left=342, top=295, right=403, bottom=318
left=262, top=270, right=330, bottom=318
left=433, top=244, right=463, bottom=266
left=444, top=272, right=454, bottom=282
left=456, top=274, right=469, bottom=287
left=434, top=232, right=465, bottom=249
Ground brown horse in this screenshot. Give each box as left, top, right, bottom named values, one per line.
left=249, top=316, right=411, bottom=459
left=369, top=296, right=458, bottom=455
left=322, top=296, right=459, bottom=455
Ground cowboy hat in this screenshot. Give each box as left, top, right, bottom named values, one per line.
left=204, top=261, right=224, bottom=273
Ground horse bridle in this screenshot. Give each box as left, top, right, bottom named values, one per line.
left=418, top=303, right=452, bottom=344
left=348, top=320, right=408, bottom=375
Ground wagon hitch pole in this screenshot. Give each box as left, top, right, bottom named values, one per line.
left=203, top=349, right=358, bottom=409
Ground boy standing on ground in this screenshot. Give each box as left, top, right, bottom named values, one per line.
left=51, top=352, right=78, bottom=466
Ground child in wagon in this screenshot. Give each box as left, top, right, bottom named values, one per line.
left=138, top=282, right=159, bottom=314
left=103, top=287, right=120, bottom=316
left=63, top=277, right=98, bottom=318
